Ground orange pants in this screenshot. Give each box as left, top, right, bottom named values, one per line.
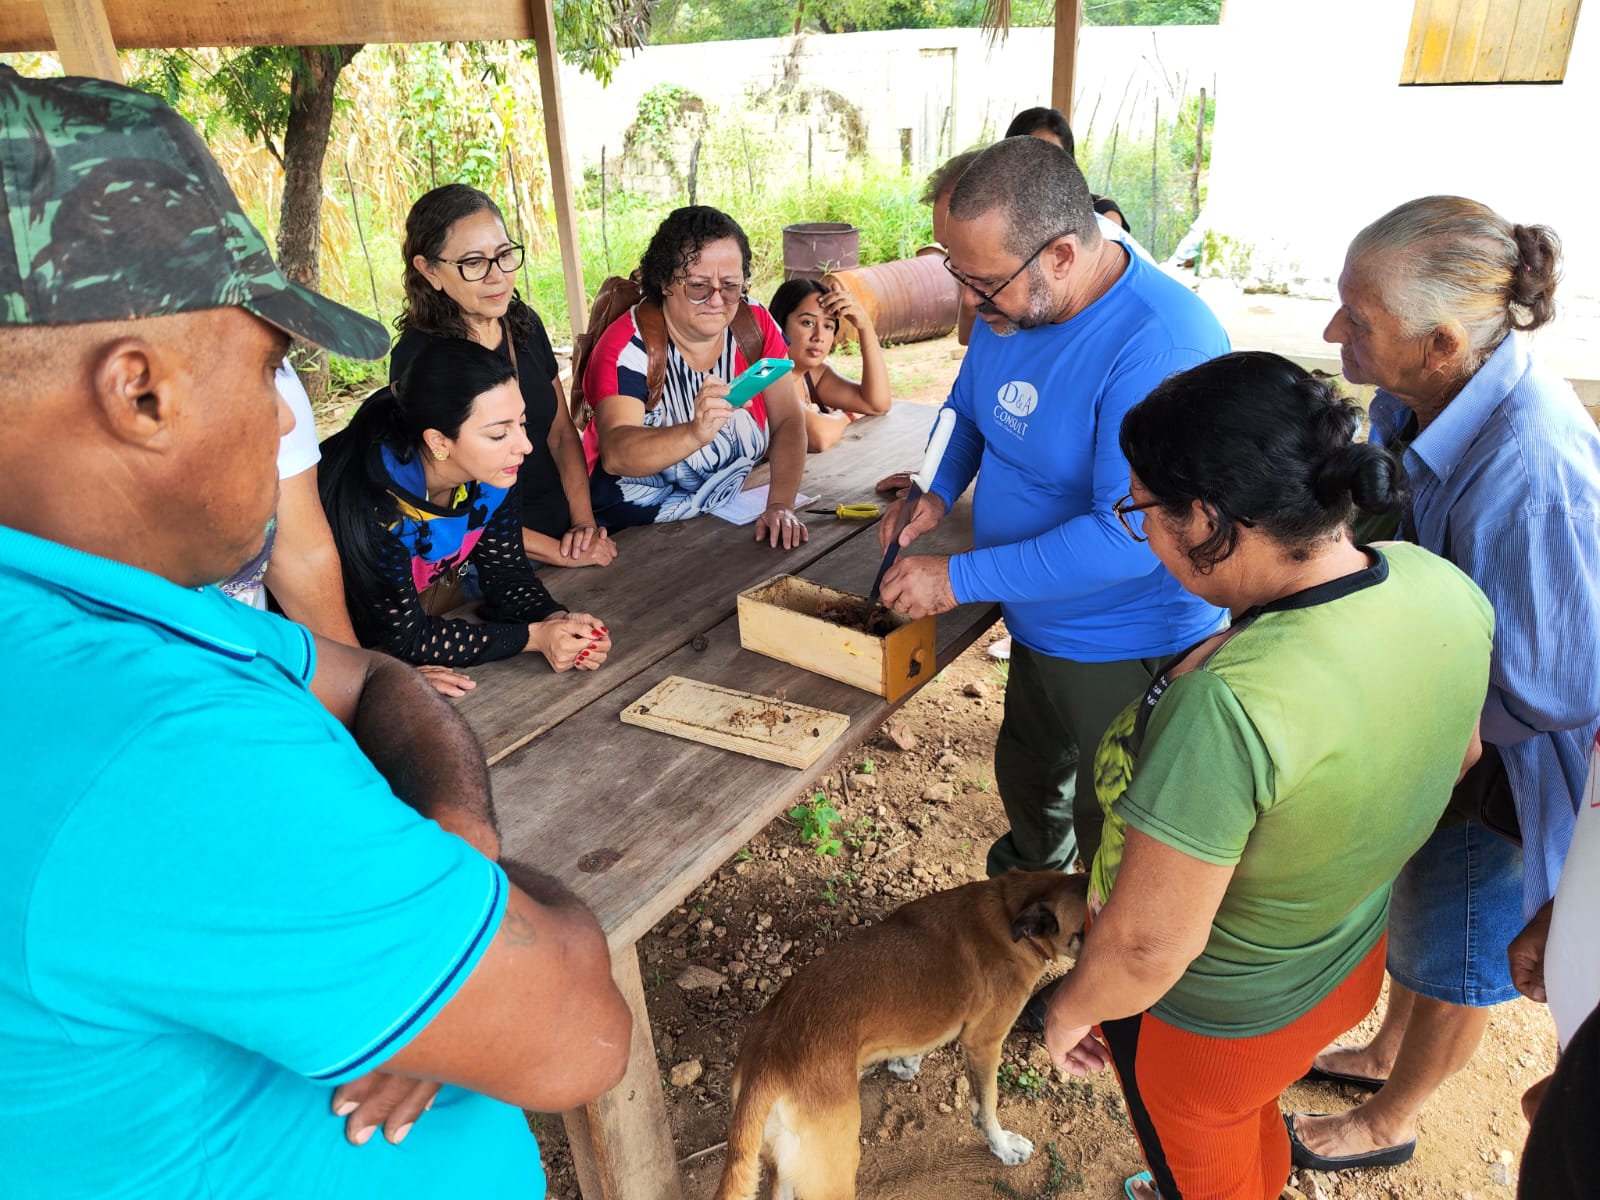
left=1101, top=937, right=1386, bottom=1200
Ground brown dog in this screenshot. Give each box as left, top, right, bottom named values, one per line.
left=713, top=870, right=1090, bottom=1200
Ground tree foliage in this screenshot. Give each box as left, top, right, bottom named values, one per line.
left=123, top=0, right=646, bottom=394
left=1082, top=0, right=1221, bottom=26
left=646, top=0, right=1216, bottom=43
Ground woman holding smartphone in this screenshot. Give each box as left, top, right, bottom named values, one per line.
left=768, top=278, right=891, bottom=453
left=581, top=206, right=809, bottom=547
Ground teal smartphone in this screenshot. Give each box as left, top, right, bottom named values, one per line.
left=724, top=357, right=792, bottom=408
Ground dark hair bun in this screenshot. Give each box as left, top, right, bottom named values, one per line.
left=1313, top=442, right=1402, bottom=515
left=1510, top=223, right=1561, bottom=331
left=1120, top=351, right=1405, bottom=572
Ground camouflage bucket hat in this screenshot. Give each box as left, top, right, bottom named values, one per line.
left=0, top=66, right=388, bottom=359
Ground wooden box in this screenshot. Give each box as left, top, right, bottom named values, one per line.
left=737, top=574, right=937, bottom=703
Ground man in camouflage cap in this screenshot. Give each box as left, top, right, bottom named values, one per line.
left=0, top=66, right=628, bottom=1198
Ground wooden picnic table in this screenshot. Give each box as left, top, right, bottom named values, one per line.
left=472, top=403, right=998, bottom=1200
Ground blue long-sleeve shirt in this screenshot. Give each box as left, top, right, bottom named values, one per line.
left=1370, top=333, right=1600, bottom=915
left=929, top=249, right=1229, bottom=661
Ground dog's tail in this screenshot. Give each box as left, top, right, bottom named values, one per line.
left=713, top=1061, right=781, bottom=1200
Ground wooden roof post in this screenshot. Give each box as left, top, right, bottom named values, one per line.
left=526, top=0, right=589, bottom=339
left=1051, top=0, right=1081, bottom=121
left=43, top=0, right=124, bottom=82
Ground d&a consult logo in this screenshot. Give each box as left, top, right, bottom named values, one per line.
left=993, top=380, right=1038, bottom=439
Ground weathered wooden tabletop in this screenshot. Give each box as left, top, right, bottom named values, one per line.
left=460, top=401, right=965, bottom=764
left=492, top=489, right=996, bottom=950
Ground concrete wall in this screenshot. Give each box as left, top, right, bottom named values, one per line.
left=559, top=25, right=1221, bottom=186
left=1203, top=0, right=1599, bottom=303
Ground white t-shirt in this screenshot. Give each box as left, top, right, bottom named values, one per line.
left=276, top=359, right=320, bottom=480
left=1098, top=213, right=1154, bottom=263
left=220, top=360, right=320, bottom=609
left=1546, top=730, right=1600, bottom=1049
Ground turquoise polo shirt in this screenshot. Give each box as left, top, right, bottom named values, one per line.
left=0, top=525, right=543, bottom=1198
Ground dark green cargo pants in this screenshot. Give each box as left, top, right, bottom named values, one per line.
left=986, top=642, right=1162, bottom=878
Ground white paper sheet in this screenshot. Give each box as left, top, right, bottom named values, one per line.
left=713, top=484, right=814, bottom=526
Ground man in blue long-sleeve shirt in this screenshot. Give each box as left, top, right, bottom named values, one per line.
left=879, top=136, right=1228, bottom=889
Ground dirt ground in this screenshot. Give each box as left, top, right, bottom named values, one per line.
left=532, top=336, right=1559, bottom=1200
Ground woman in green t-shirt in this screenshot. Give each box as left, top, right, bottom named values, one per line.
left=1040, top=351, right=1493, bottom=1200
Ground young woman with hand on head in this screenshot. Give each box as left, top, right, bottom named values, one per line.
left=767, top=279, right=890, bottom=453
left=395, top=184, right=616, bottom=571
left=320, top=339, right=613, bottom=675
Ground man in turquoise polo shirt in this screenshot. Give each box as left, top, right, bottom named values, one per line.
left=0, top=67, right=629, bottom=1198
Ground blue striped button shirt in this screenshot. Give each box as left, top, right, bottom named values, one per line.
left=1369, top=332, right=1600, bottom=916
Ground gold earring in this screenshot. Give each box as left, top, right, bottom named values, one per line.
left=432, top=447, right=447, bottom=460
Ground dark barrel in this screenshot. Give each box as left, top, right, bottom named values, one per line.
left=782, top=222, right=861, bottom=281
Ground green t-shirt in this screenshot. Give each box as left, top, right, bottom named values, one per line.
left=1090, top=544, right=1492, bottom=1037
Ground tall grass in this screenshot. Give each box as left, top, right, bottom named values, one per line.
left=545, top=167, right=934, bottom=330
left=6, top=46, right=935, bottom=393
left=176, top=50, right=939, bottom=392
left=1074, top=89, right=1212, bottom=261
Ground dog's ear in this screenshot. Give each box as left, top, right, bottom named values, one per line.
left=1011, top=899, right=1060, bottom=943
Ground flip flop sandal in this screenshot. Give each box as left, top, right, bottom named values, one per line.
left=1303, top=1064, right=1386, bottom=1091
left=1124, top=1170, right=1156, bottom=1200
left=1284, top=1112, right=1416, bottom=1170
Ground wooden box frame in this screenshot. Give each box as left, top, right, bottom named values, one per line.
left=736, top=574, right=937, bottom=703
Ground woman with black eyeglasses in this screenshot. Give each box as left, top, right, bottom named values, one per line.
left=394, top=184, right=615, bottom=575
left=581, top=206, right=809, bottom=544
left=1039, top=351, right=1493, bottom=1200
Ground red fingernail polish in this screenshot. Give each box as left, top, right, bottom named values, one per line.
left=591, top=628, right=603, bottom=636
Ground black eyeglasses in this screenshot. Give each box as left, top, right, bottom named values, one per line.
left=434, top=244, right=525, bottom=282
left=682, top=278, right=748, bottom=306
left=1113, top=494, right=1162, bottom=542
left=943, top=229, right=1071, bottom=307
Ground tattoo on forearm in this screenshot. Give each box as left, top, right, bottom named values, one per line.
left=501, top=904, right=539, bottom=948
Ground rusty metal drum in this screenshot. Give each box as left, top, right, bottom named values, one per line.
left=823, top=254, right=960, bottom=345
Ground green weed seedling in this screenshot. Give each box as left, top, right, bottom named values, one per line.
left=789, top=792, right=842, bottom=856
left=819, top=872, right=856, bottom=908
left=996, top=1062, right=1048, bottom=1099
left=991, top=1142, right=1081, bottom=1198
left=844, top=815, right=880, bottom=851
left=990, top=660, right=1011, bottom=688
left=858, top=758, right=875, bottom=774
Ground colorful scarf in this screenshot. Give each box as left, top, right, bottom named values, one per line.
left=380, top=445, right=511, bottom=594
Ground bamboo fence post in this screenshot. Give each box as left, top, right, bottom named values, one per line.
left=1149, top=96, right=1159, bottom=251
left=342, top=155, right=382, bottom=317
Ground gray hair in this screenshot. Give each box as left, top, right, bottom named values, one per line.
left=947, top=136, right=1099, bottom=259
left=921, top=148, right=984, bottom=207
left=1348, top=195, right=1561, bottom=368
